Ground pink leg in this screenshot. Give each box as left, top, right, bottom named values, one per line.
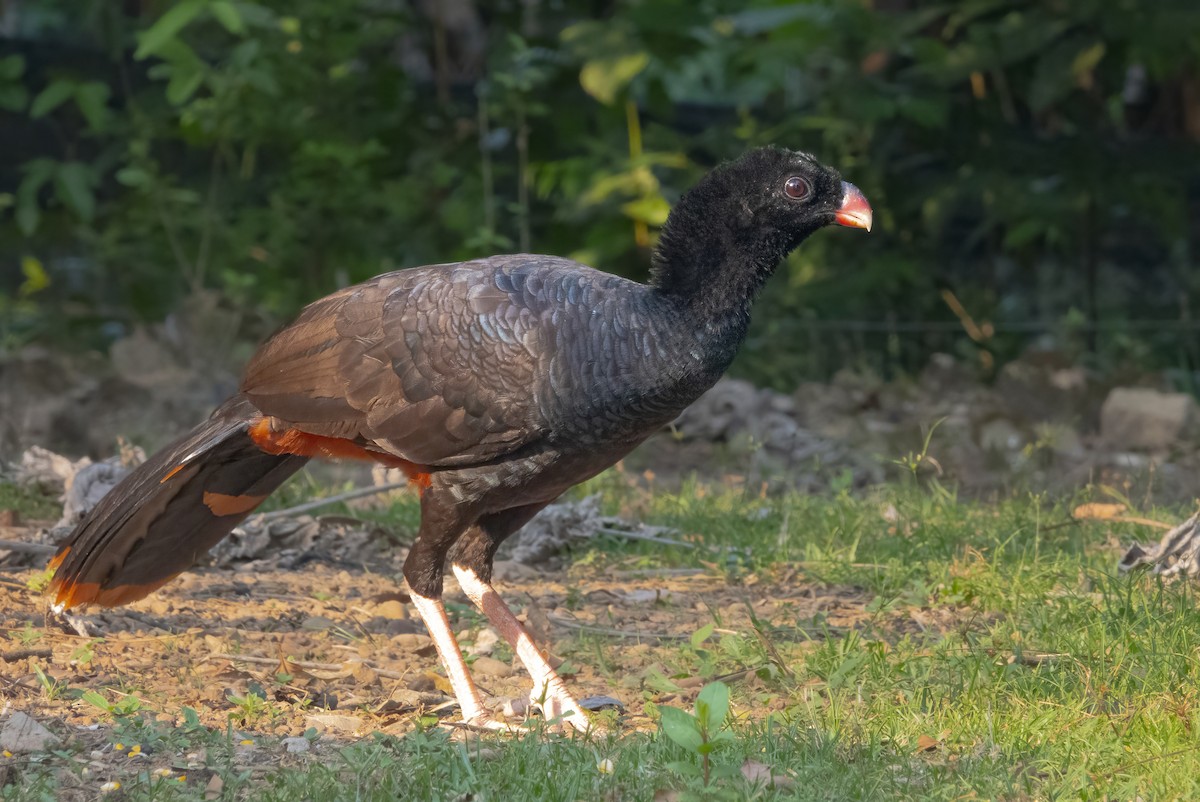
left=452, top=565, right=591, bottom=733
left=408, top=589, right=517, bottom=730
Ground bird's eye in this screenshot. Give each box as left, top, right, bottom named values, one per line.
left=783, top=176, right=811, bottom=200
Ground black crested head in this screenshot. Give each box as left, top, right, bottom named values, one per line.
left=651, top=146, right=871, bottom=304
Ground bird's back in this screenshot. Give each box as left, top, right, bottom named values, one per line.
left=240, top=254, right=708, bottom=475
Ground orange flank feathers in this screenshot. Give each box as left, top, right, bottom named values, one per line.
left=248, top=418, right=432, bottom=490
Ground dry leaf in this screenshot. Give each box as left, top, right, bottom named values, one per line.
left=916, top=734, right=940, bottom=752
left=1072, top=503, right=1126, bottom=521
left=204, top=774, right=224, bottom=800
left=740, top=759, right=795, bottom=788
left=426, top=670, right=455, bottom=696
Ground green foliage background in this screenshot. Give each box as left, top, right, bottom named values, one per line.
left=1, top=0, right=1197, bottom=385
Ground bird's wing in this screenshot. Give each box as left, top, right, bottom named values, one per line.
left=240, top=258, right=559, bottom=467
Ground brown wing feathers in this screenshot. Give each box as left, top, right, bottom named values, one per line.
left=50, top=258, right=558, bottom=609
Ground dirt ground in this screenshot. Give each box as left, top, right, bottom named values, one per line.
left=0, top=527, right=886, bottom=759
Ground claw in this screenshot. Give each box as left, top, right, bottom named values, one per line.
left=460, top=716, right=529, bottom=734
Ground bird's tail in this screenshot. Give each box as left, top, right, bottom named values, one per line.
left=47, top=396, right=308, bottom=609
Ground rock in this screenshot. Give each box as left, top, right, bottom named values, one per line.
left=471, top=656, right=513, bottom=679
left=109, top=328, right=192, bottom=390
left=995, top=357, right=1092, bottom=425
left=499, top=496, right=607, bottom=564
left=672, top=379, right=760, bottom=440
left=919, top=353, right=975, bottom=396
left=977, top=418, right=1024, bottom=453
left=1100, top=388, right=1197, bottom=452
left=468, top=628, right=499, bottom=657
left=392, top=633, right=433, bottom=651
left=0, top=711, right=61, bottom=754
left=375, top=600, right=407, bottom=620
left=304, top=714, right=360, bottom=734
left=60, top=458, right=139, bottom=527
left=492, top=560, right=539, bottom=581
left=579, top=695, right=625, bottom=711
left=16, top=446, right=90, bottom=493
left=363, top=617, right=418, bottom=637
left=282, top=736, right=311, bottom=753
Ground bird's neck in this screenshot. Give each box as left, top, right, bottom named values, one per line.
left=648, top=199, right=791, bottom=367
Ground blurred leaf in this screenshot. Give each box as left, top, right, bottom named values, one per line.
left=1003, top=219, right=1047, bottom=249
left=580, top=52, right=648, bottom=105
left=148, top=41, right=208, bottom=105
left=73, top=82, right=112, bottom=131
left=30, top=80, right=74, bottom=119
left=621, top=195, right=670, bottom=225
left=210, top=1, right=246, bottom=35
left=231, top=2, right=277, bottom=28
left=0, top=54, right=24, bottom=80
left=690, top=622, right=715, bottom=651
left=721, top=5, right=831, bottom=35
left=0, top=85, right=27, bottom=112
left=135, top=0, right=206, bottom=60
left=115, top=167, right=151, bottom=188
left=18, top=256, right=49, bottom=298
left=15, top=159, right=56, bottom=236
left=54, top=162, right=96, bottom=221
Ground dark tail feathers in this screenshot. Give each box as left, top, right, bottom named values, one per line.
left=48, top=396, right=307, bottom=609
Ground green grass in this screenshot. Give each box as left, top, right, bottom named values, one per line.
left=6, top=476, right=1200, bottom=800
left=0, top=481, right=62, bottom=520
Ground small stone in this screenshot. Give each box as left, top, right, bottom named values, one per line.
left=978, top=418, right=1024, bottom=453
left=376, top=600, right=407, bottom=620
left=468, top=628, right=499, bottom=657
left=304, top=714, right=360, bottom=734
left=492, top=560, right=539, bottom=581
left=0, top=711, right=61, bottom=754
left=282, top=736, right=311, bottom=754
left=301, top=616, right=337, bottom=631
left=501, top=697, right=530, bottom=717
left=406, top=674, right=437, bottom=693
left=393, top=632, right=433, bottom=652
left=580, top=695, right=625, bottom=712
left=1101, top=387, right=1197, bottom=452
left=471, top=656, right=513, bottom=678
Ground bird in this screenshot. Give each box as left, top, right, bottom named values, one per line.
left=46, top=146, right=872, bottom=733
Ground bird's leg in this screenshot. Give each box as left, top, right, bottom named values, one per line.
left=406, top=590, right=491, bottom=724
left=404, top=495, right=520, bottom=731
left=452, top=563, right=591, bottom=733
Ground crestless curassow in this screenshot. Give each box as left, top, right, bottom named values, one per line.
left=48, top=146, right=872, bottom=732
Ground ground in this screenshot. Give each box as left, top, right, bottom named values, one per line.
left=2, top=474, right=1200, bottom=800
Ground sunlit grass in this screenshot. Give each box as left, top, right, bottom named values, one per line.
left=6, top=477, right=1200, bottom=800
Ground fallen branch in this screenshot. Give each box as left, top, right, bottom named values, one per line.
left=1, top=647, right=52, bottom=663
left=595, top=527, right=696, bottom=549
left=546, top=615, right=739, bottom=642
left=207, top=652, right=407, bottom=681
left=0, top=540, right=56, bottom=556
left=252, top=481, right=413, bottom=523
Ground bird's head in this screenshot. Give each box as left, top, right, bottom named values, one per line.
left=706, top=145, right=871, bottom=242
left=653, top=146, right=871, bottom=298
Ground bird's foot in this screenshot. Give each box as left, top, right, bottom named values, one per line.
left=460, top=715, right=529, bottom=734
left=528, top=678, right=593, bottom=734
